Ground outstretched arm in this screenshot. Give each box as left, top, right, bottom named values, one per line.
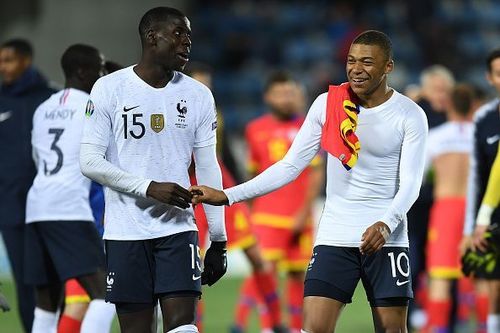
left=191, top=93, right=327, bottom=205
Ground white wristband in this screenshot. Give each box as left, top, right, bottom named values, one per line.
left=476, top=204, right=494, bottom=226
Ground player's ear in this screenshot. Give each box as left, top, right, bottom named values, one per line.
left=385, top=59, right=394, bottom=75
left=76, top=68, right=86, bottom=81
left=146, top=29, right=156, bottom=46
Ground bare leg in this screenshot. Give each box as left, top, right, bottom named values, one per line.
left=302, top=296, right=344, bottom=333
left=160, top=296, right=198, bottom=332
left=428, top=278, right=452, bottom=301
left=35, top=282, right=64, bottom=312
left=489, top=280, right=500, bottom=314
left=116, top=306, right=156, bottom=333
left=76, top=269, right=107, bottom=300
left=243, top=243, right=269, bottom=272
left=371, top=306, right=408, bottom=333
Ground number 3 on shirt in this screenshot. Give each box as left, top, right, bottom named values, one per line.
left=44, top=128, right=64, bottom=176
left=122, top=113, right=145, bottom=139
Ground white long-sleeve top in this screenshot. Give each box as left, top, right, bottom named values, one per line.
left=80, top=67, right=225, bottom=241
left=225, top=89, right=428, bottom=247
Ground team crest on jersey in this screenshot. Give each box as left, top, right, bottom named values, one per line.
left=177, top=100, right=188, bottom=118
left=85, top=100, right=94, bottom=117
left=175, top=99, right=188, bottom=129
left=151, top=114, right=165, bottom=133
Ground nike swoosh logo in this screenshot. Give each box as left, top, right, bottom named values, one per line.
left=0, top=111, right=12, bottom=122
left=123, top=105, right=139, bottom=112
left=396, top=279, right=410, bottom=286
left=486, top=135, right=500, bottom=145
left=192, top=274, right=201, bottom=281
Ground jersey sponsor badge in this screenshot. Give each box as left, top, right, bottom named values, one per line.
left=151, top=114, right=165, bottom=133
left=85, top=100, right=94, bottom=117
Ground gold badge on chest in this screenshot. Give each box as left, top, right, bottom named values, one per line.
left=151, top=114, right=165, bottom=133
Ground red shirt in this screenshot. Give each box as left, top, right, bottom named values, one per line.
left=245, top=114, right=320, bottom=229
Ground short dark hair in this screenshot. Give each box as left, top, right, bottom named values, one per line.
left=60, top=44, right=100, bottom=79
left=264, top=70, right=295, bottom=92
left=138, top=7, right=186, bottom=43
left=486, top=49, right=500, bottom=73
left=352, top=30, right=393, bottom=61
left=105, top=61, right=123, bottom=74
left=1, top=38, right=33, bottom=58
left=451, top=83, right=474, bottom=117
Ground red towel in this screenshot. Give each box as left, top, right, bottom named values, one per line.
left=320, top=83, right=360, bottom=170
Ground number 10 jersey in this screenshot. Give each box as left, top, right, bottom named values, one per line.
left=26, top=88, right=94, bottom=223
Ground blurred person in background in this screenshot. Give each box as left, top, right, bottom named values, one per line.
left=404, top=83, right=421, bottom=103
left=462, top=48, right=500, bottom=333
left=423, top=84, right=485, bottom=332
left=25, top=44, right=115, bottom=333
left=104, top=60, right=123, bottom=75
left=407, top=65, right=455, bottom=330
left=236, top=71, right=324, bottom=333
left=56, top=60, right=122, bottom=333
left=418, top=65, right=455, bottom=128
left=0, top=38, right=56, bottom=332
left=185, top=62, right=243, bottom=183
left=186, top=63, right=282, bottom=333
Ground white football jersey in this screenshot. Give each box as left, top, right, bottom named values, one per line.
left=427, top=121, right=473, bottom=162
left=81, top=66, right=217, bottom=240
left=26, top=88, right=94, bottom=223
left=226, top=90, right=428, bottom=247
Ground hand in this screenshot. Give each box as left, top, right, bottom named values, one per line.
left=459, top=235, right=472, bottom=257
left=360, top=221, right=390, bottom=256
left=146, top=181, right=192, bottom=209
left=202, top=241, right=227, bottom=286
left=189, top=185, right=229, bottom=206
left=472, top=225, right=489, bottom=252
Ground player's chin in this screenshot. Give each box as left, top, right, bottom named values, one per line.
left=349, top=82, right=370, bottom=96
left=174, top=60, right=188, bottom=72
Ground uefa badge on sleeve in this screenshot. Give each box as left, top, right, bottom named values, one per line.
left=85, top=100, right=94, bottom=118
left=151, top=114, right=165, bottom=133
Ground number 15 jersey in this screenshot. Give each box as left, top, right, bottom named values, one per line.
left=26, top=88, right=94, bottom=223
left=81, top=66, right=217, bottom=241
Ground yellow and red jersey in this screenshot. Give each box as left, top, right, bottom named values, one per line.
left=245, top=114, right=321, bottom=229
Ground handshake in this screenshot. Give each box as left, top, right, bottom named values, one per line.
left=146, top=181, right=229, bottom=208
left=146, top=181, right=228, bottom=286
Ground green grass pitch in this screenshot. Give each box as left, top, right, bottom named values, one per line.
left=0, top=277, right=373, bottom=332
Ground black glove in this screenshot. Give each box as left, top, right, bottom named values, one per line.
left=202, top=241, right=227, bottom=286
left=462, top=224, right=500, bottom=277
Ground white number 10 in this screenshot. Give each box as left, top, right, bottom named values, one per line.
left=387, top=251, right=410, bottom=278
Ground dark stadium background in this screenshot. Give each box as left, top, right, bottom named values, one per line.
left=1, top=0, right=499, bottom=331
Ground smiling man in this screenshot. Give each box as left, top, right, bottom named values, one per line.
left=79, top=7, right=227, bottom=333
left=190, top=30, right=428, bottom=332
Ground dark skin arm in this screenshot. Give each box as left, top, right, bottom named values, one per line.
left=147, top=181, right=193, bottom=209
left=189, top=185, right=229, bottom=206
left=360, top=221, right=391, bottom=256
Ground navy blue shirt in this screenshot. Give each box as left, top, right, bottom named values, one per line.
left=472, top=102, right=500, bottom=224
left=0, top=68, right=56, bottom=227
